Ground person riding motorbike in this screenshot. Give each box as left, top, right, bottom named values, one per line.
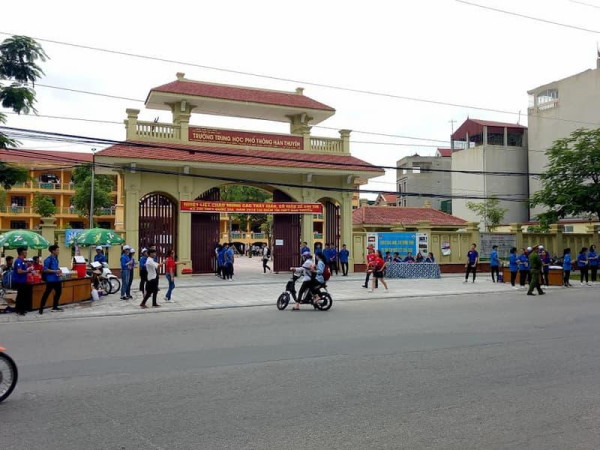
left=290, top=251, right=316, bottom=310
left=310, top=253, right=326, bottom=303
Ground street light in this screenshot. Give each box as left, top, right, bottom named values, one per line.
left=90, top=147, right=96, bottom=229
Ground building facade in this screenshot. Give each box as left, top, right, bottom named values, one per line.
left=450, top=119, right=529, bottom=229
left=396, top=150, right=452, bottom=211
left=527, top=57, right=600, bottom=218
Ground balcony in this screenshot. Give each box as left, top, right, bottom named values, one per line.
left=0, top=206, right=33, bottom=215
left=7, top=181, right=75, bottom=191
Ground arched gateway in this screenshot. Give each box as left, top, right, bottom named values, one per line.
left=96, top=73, right=383, bottom=275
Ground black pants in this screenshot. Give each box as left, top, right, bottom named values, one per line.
left=330, top=261, right=338, bottom=275
left=580, top=267, right=589, bottom=283
left=465, top=265, right=476, bottom=282
left=519, top=270, right=529, bottom=286
left=364, top=271, right=378, bottom=288
left=141, top=277, right=159, bottom=306
left=510, top=271, right=517, bottom=286
left=298, top=280, right=311, bottom=302
left=224, top=263, right=233, bottom=279
left=262, top=258, right=271, bottom=273
left=15, top=282, right=32, bottom=314
left=39, top=281, right=62, bottom=312
left=139, top=269, right=148, bottom=294
left=341, top=262, right=348, bottom=276
left=591, top=266, right=598, bottom=282
left=564, top=270, right=571, bottom=286
left=490, top=266, right=500, bottom=282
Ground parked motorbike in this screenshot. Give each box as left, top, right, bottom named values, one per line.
left=0, top=346, right=18, bottom=403
left=277, top=271, right=332, bottom=311
left=90, top=262, right=121, bottom=295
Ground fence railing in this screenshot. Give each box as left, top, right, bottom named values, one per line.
left=135, top=122, right=181, bottom=140
left=310, top=136, right=344, bottom=153
left=0, top=206, right=33, bottom=214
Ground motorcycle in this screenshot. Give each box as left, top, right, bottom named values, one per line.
left=0, top=346, right=18, bottom=403
left=277, top=271, right=332, bottom=311
left=90, top=262, right=121, bottom=295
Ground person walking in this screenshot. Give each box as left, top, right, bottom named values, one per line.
left=540, top=248, right=551, bottom=286
left=577, top=247, right=590, bottom=286
left=164, top=250, right=186, bottom=302
left=120, top=245, right=132, bottom=300
left=508, top=247, right=519, bottom=288
left=563, top=248, right=573, bottom=287
left=13, top=247, right=33, bottom=316
left=527, top=246, right=545, bottom=296
left=517, top=248, right=530, bottom=288
left=463, top=243, right=479, bottom=283
left=140, top=248, right=161, bottom=309
left=339, top=244, right=350, bottom=276
left=39, top=244, right=64, bottom=314
left=128, top=248, right=137, bottom=294
left=362, top=245, right=377, bottom=288
left=138, top=248, right=148, bottom=295
left=261, top=243, right=271, bottom=274
left=489, top=245, right=500, bottom=283
left=369, top=250, right=389, bottom=292
left=588, top=244, right=598, bottom=282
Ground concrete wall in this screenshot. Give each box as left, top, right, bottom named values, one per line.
left=528, top=64, right=600, bottom=218
left=396, top=156, right=451, bottom=209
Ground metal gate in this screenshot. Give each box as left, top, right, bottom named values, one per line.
left=139, top=192, right=178, bottom=274
left=324, top=201, right=340, bottom=250
left=273, top=190, right=301, bottom=273
left=191, top=188, right=220, bottom=274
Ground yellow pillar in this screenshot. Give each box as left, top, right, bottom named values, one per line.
left=510, top=223, right=523, bottom=250
left=340, top=191, right=354, bottom=271
left=177, top=174, right=192, bottom=275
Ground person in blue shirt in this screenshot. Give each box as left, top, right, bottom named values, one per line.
left=464, top=243, right=479, bottom=283
left=120, top=245, right=133, bottom=300
left=218, top=245, right=228, bottom=279
left=425, top=252, right=435, bottom=263
left=403, top=252, right=415, bottom=263
left=39, top=244, right=64, bottom=314
left=139, top=248, right=148, bottom=295
left=224, top=244, right=235, bottom=280
left=563, top=248, right=573, bottom=287
left=393, top=252, right=402, bottom=263
left=541, top=248, right=551, bottom=286
left=322, top=243, right=333, bottom=274
left=508, top=247, right=519, bottom=287
left=94, top=246, right=107, bottom=264
left=517, top=248, right=530, bottom=287
left=314, top=243, right=323, bottom=259
left=577, top=247, right=589, bottom=285
left=588, top=244, right=598, bottom=283
left=339, top=244, right=350, bottom=276
left=300, top=242, right=310, bottom=258
left=490, top=245, right=500, bottom=283
left=13, top=247, right=33, bottom=315
left=128, top=248, right=137, bottom=294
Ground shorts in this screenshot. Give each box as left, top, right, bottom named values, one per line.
left=374, top=271, right=384, bottom=278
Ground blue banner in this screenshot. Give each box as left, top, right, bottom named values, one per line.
left=65, top=228, right=84, bottom=246
left=377, top=232, right=417, bottom=257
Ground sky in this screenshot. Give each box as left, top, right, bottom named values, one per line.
left=1, top=0, right=599, bottom=199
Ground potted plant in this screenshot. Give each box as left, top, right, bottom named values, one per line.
left=32, top=192, right=57, bottom=225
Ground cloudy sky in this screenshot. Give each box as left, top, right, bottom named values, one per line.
left=2, top=0, right=599, bottom=198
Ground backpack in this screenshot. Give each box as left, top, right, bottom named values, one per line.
left=323, top=264, right=331, bottom=281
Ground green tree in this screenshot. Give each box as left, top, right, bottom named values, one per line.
left=220, top=185, right=272, bottom=232
left=71, top=165, right=114, bottom=218
left=466, top=196, right=508, bottom=231
left=32, top=192, right=56, bottom=217
left=0, top=35, right=48, bottom=188
left=530, top=128, right=600, bottom=222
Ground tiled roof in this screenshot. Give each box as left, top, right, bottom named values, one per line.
left=451, top=118, right=526, bottom=141
left=353, top=206, right=468, bottom=226
left=436, top=148, right=453, bottom=157
left=97, top=142, right=382, bottom=173
left=148, top=80, right=335, bottom=112
left=0, top=149, right=93, bottom=164
left=380, top=193, right=397, bottom=203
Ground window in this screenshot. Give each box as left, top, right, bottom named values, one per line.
left=507, top=133, right=523, bottom=147
left=412, top=166, right=421, bottom=174
left=70, top=221, right=85, bottom=229
left=11, top=196, right=26, bottom=207
left=536, top=89, right=558, bottom=111
left=564, top=225, right=574, bottom=233
left=488, top=133, right=504, bottom=145
left=419, top=163, right=431, bottom=173
left=97, top=221, right=111, bottom=229
left=39, top=173, right=60, bottom=184
left=10, top=220, right=27, bottom=229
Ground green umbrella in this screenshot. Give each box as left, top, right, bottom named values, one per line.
left=72, top=228, right=125, bottom=247
left=0, top=230, right=51, bottom=249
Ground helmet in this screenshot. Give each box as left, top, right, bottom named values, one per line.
left=130, top=248, right=136, bottom=253
left=141, top=248, right=148, bottom=254
left=527, top=246, right=532, bottom=252
left=95, top=245, right=103, bottom=251
left=302, top=251, right=312, bottom=259
left=123, top=245, right=131, bottom=250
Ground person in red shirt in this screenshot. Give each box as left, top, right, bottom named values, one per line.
left=32, top=256, right=43, bottom=273
left=370, top=250, right=389, bottom=293
left=164, top=250, right=188, bottom=302
left=362, top=246, right=378, bottom=288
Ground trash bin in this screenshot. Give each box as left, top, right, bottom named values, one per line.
left=73, top=256, right=87, bottom=278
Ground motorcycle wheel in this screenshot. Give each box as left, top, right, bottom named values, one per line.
left=99, top=279, right=111, bottom=294
left=108, top=277, right=121, bottom=295
left=0, top=352, right=18, bottom=403
left=316, top=293, right=333, bottom=311
left=277, top=293, right=290, bottom=310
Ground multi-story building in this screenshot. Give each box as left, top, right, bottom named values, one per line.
left=0, top=149, right=119, bottom=230
left=450, top=119, right=529, bottom=228
left=396, top=149, right=452, bottom=212
left=527, top=56, right=600, bottom=218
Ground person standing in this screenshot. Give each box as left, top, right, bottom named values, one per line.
left=541, top=248, right=551, bottom=286
left=339, top=244, right=350, bottom=276
left=139, top=248, right=148, bottom=295
left=370, top=250, right=389, bottom=293
left=224, top=244, right=234, bottom=281
left=508, top=247, right=519, bottom=288
left=32, top=256, right=43, bottom=273
left=164, top=250, right=186, bottom=301
left=463, top=243, right=479, bottom=283
left=517, top=248, right=530, bottom=287
left=300, top=241, right=310, bottom=257
left=577, top=247, right=590, bottom=286
left=94, top=246, right=107, bottom=264
left=261, top=243, right=271, bottom=274
left=331, top=245, right=339, bottom=276
left=120, top=245, right=132, bottom=300
left=128, top=248, right=137, bottom=294
left=490, top=245, right=500, bottom=283
left=140, top=248, right=161, bottom=308
left=563, top=248, right=573, bottom=287
left=39, top=244, right=63, bottom=314
left=527, top=246, right=545, bottom=296
left=13, top=247, right=33, bottom=316
left=588, top=244, right=598, bottom=283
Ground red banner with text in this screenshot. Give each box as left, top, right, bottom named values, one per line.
left=180, top=201, right=322, bottom=214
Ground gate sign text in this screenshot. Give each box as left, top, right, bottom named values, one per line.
left=189, top=127, right=304, bottom=150
left=180, top=201, right=323, bottom=214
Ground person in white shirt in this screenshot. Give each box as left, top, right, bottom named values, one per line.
left=140, top=248, right=161, bottom=308
left=290, top=251, right=315, bottom=310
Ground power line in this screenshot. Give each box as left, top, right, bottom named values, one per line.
left=569, top=0, right=600, bottom=9
left=456, top=0, right=600, bottom=34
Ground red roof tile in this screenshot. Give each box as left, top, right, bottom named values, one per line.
left=0, top=149, right=93, bottom=164
left=149, top=80, right=335, bottom=112
left=353, top=206, right=468, bottom=226
left=379, top=193, right=397, bottom=203
left=436, top=148, right=453, bottom=157
left=451, top=118, right=526, bottom=141
left=97, top=141, right=382, bottom=173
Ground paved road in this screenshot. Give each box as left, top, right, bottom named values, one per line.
left=1, top=289, right=600, bottom=449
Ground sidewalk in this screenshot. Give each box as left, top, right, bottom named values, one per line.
left=0, top=257, right=587, bottom=323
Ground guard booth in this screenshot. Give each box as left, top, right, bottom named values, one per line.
left=97, top=73, right=383, bottom=274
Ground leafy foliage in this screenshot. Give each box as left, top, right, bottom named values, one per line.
left=71, top=165, right=115, bottom=218
left=32, top=192, right=56, bottom=217
left=220, top=185, right=272, bottom=231
left=0, top=161, right=28, bottom=189
left=530, top=128, right=600, bottom=222
left=466, top=196, right=508, bottom=231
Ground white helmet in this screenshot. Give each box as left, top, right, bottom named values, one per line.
left=123, top=245, right=131, bottom=250
left=95, top=245, right=103, bottom=251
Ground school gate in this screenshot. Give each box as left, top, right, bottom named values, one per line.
left=96, top=73, right=383, bottom=275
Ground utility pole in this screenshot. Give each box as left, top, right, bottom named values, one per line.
left=90, top=148, right=96, bottom=229
left=449, top=119, right=456, bottom=148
